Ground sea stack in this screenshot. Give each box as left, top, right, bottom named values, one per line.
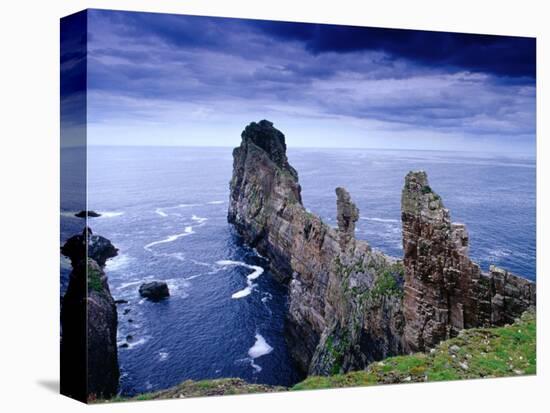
left=228, top=120, right=405, bottom=374
left=60, top=228, right=120, bottom=401
left=228, top=120, right=536, bottom=376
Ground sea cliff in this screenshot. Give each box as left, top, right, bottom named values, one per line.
left=60, top=228, right=120, bottom=401
left=228, top=120, right=536, bottom=375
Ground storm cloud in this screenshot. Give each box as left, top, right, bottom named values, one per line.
left=84, top=9, right=536, bottom=153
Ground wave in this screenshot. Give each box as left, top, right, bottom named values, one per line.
left=191, top=215, right=208, bottom=224
left=216, top=260, right=265, bottom=299
left=155, top=208, right=168, bottom=217
left=487, top=248, right=512, bottom=259
left=117, top=280, right=147, bottom=290
left=144, top=226, right=194, bottom=251
left=105, top=254, right=132, bottom=272
left=154, top=203, right=201, bottom=217
left=98, top=211, right=124, bottom=218
left=207, top=200, right=225, bottom=205
left=361, top=216, right=399, bottom=223
left=158, top=351, right=169, bottom=362
left=118, top=336, right=149, bottom=350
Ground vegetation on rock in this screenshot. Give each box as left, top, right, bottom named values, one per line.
left=292, top=311, right=536, bottom=390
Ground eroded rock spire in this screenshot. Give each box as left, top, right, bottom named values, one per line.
left=336, top=187, right=359, bottom=249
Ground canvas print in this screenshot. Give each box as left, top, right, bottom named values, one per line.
left=60, top=9, right=536, bottom=403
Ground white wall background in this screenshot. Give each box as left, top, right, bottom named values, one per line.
left=0, top=1, right=547, bottom=412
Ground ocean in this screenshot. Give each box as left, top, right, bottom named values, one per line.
left=60, top=146, right=536, bottom=395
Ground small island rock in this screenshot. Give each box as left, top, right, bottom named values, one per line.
left=75, top=210, right=102, bottom=218
left=139, top=281, right=170, bottom=301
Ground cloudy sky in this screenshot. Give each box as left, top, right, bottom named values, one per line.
left=77, top=9, right=535, bottom=153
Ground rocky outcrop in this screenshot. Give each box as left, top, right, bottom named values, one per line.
left=228, top=120, right=536, bottom=378
left=60, top=228, right=120, bottom=401
left=139, top=281, right=170, bottom=301
left=61, top=227, right=118, bottom=267
left=401, top=171, right=536, bottom=352
left=229, top=120, right=405, bottom=375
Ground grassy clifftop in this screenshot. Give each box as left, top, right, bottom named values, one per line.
left=97, top=311, right=535, bottom=402
left=293, top=310, right=536, bottom=390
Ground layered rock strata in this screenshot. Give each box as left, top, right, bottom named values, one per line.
left=60, top=228, right=120, bottom=401
left=401, top=171, right=536, bottom=352
left=228, top=120, right=536, bottom=376
left=229, top=120, right=405, bottom=374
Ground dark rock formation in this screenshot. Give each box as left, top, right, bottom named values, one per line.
left=60, top=228, right=119, bottom=401
left=61, top=227, right=118, bottom=267
left=228, top=120, right=536, bottom=377
left=75, top=210, right=101, bottom=218
left=86, top=259, right=120, bottom=397
left=139, top=281, right=170, bottom=301
left=401, top=171, right=536, bottom=352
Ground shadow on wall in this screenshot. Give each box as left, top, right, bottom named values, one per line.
left=37, top=379, right=60, bottom=394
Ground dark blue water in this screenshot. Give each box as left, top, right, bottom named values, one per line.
left=60, top=146, right=535, bottom=395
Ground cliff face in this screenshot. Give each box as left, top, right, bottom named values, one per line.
left=228, top=120, right=536, bottom=377
left=61, top=228, right=120, bottom=401
left=401, top=171, right=536, bottom=352
left=229, top=121, right=405, bottom=374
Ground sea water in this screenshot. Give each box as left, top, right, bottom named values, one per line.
left=60, top=146, right=535, bottom=395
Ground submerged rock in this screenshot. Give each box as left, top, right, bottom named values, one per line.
left=75, top=210, right=102, bottom=218
left=139, top=281, right=170, bottom=301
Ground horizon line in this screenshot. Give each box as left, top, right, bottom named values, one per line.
left=81, top=144, right=536, bottom=157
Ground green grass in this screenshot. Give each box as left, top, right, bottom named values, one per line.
left=87, top=261, right=103, bottom=292
left=94, top=311, right=535, bottom=402
left=94, top=378, right=285, bottom=403
left=293, top=311, right=536, bottom=390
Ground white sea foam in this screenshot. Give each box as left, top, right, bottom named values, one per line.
left=60, top=255, right=72, bottom=270
left=144, top=226, right=194, bottom=251
left=158, top=351, right=169, bottom=362
left=216, top=260, right=265, bottom=299
left=207, top=200, right=224, bottom=205
left=361, top=217, right=399, bottom=223
left=232, top=287, right=253, bottom=299
left=246, top=334, right=273, bottom=372
left=487, top=248, right=512, bottom=259
left=98, top=211, right=125, bottom=218
left=191, top=215, right=208, bottom=224
left=117, top=280, right=144, bottom=290
left=105, top=254, right=132, bottom=272
left=155, top=208, right=168, bottom=217
left=118, top=336, right=149, bottom=350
